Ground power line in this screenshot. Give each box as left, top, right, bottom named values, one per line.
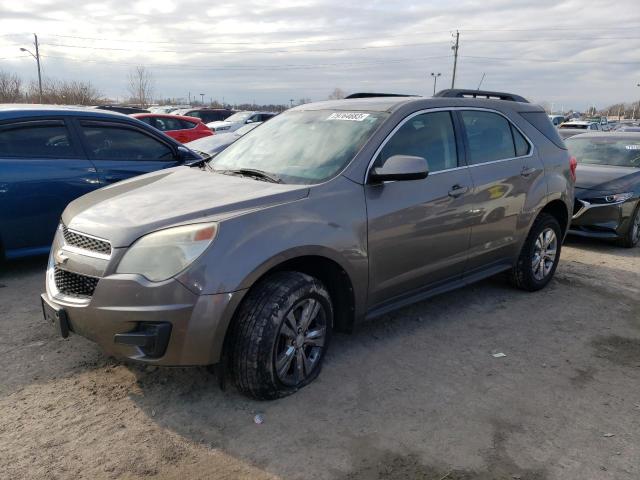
left=39, top=53, right=453, bottom=71
left=41, top=40, right=451, bottom=55
left=460, top=55, right=638, bottom=65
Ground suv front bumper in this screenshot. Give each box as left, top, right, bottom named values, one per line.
left=43, top=246, right=245, bottom=366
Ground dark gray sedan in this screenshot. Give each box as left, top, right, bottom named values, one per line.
left=567, top=132, right=640, bottom=247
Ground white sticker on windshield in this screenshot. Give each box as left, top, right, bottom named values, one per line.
left=326, top=112, right=370, bottom=122
left=625, top=145, right=640, bottom=150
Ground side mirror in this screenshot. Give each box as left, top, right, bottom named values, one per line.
left=176, top=146, right=195, bottom=163
left=245, top=119, right=254, bottom=124
left=369, top=155, right=429, bottom=183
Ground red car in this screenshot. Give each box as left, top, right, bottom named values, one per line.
left=132, top=113, right=213, bottom=143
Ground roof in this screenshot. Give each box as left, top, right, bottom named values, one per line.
left=562, top=120, right=595, bottom=125
left=0, top=104, right=128, bottom=120
left=294, top=95, right=542, bottom=114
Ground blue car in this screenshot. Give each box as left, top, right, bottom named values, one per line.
left=0, top=105, right=199, bottom=260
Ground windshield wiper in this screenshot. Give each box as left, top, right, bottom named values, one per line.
left=220, top=168, right=283, bottom=184
left=186, top=152, right=214, bottom=171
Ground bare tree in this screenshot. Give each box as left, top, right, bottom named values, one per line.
left=26, top=78, right=102, bottom=105
left=328, top=88, right=346, bottom=100
left=0, top=70, right=23, bottom=102
left=127, top=66, right=154, bottom=107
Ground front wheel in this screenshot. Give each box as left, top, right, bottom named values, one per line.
left=510, top=213, right=562, bottom=291
left=230, top=271, right=333, bottom=400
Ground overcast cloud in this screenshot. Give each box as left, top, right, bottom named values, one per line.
left=0, top=0, right=638, bottom=109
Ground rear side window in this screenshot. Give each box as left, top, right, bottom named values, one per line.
left=0, top=121, right=76, bottom=158
left=80, top=123, right=174, bottom=161
left=511, top=125, right=530, bottom=157
left=520, top=111, right=566, bottom=149
left=377, top=111, right=458, bottom=173
left=461, top=111, right=516, bottom=164
left=154, top=117, right=187, bottom=131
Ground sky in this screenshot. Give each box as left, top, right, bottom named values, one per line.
left=0, top=0, right=639, bottom=111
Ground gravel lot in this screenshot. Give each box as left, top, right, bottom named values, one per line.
left=1, top=237, right=639, bottom=480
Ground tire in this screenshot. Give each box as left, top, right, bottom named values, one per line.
left=510, top=213, right=562, bottom=291
left=229, top=271, right=333, bottom=400
left=616, top=203, right=640, bottom=248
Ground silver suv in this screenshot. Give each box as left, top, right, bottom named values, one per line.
left=42, top=90, right=574, bottom=399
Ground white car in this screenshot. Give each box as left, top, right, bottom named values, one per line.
left=207, top=111, right=276, bottom=133
left=559, top=120, right=601, bottom=131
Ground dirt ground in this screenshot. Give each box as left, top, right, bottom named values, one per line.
left=1, top=236, right=639, bottom=480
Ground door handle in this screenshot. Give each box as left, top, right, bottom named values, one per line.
left=521, top=166, right=536, bottom=177
left=448, top=185, right=469, bottom=198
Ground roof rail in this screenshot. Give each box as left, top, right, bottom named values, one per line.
left=344, top=92, right=418, bottom=99
left=434, top=89, right=529, bottom=103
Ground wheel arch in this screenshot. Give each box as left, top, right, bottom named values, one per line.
left=539, top=199, right=570, bottom=235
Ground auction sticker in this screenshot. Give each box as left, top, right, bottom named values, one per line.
left=327, top=112, right=370, bottom=121
left=626, top=145, right=640, bottom=150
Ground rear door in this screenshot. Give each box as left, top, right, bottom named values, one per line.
left=0, top=118, right=99, bottom=255
left=75, top=120, right=180, bottom=186
left=365, top=110, right=475, bottom=307
left=457, top=109, right=543, bottom=272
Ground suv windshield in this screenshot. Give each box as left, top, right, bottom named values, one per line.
left=565, top=137, right=640, bottom=167
left=225, top=112, right=252, bottom=123
left=211, top=110, right=388, bottom=184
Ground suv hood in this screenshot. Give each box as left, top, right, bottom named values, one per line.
left=62, top=166, right=309, bottom=247
left=575, top=163, right=640, bottom=195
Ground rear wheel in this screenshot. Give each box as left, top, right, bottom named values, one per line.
left=617, top=203, right=640, bottom=248
left=230, top=271, right=333, bottom=400
left=510, top=213, right=562, bottom=291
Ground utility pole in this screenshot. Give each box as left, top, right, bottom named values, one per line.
left=289, top=99, right=294, bottom=108
left=451, top=30, right=460, bottom=89
left=200, top=93, right=204, bottom=105
left=20, top=33, right=43, bottom=103
left=430, top=72, right=441, bottom=96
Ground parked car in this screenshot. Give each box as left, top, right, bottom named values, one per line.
left=558, top=128, right=591, bottom=139
left=171, top=108, right=235, bottom=124
left=618, top=126, right=640, bottom=133
left=207, top=111, right=276, bottom=133
left=0, top=105, right=200, bottom=260
left=549, top=114, right=566, bottom=126
left=566, top=132, right=640, bottom=247
left=132, top=113, right=213, bottom=144
left=95, top=105, right=149, bottom=114
left=185, top=122, right=262, bottom=156
left=42, top=89, right=573, bottom=399
left=559, top=120, right=601, bottom=131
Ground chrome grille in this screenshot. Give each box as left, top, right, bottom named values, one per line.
left=54, top=267, right=99, bottom=298
left=62, top=225, right=111, bottom=256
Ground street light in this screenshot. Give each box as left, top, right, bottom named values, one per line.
left=200, top=93, right=205, bottom=105
left=20, top=36, right=43, bottom=104
left=430, top=72, right=441, bottom=96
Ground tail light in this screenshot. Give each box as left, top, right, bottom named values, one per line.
left=569, top=156, right=577, bottom=183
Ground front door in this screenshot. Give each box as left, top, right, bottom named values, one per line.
left=365, top=111, right=475, bottom=308
left=75, top=120, right=180, bottom=186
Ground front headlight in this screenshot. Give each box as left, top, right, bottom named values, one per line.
left=585, top=192, right=634, bottom=204
left=116, top=223, right=218, bottom=281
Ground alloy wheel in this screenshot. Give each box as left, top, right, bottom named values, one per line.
left=632, top=209, right=640, bottom=245
left=532, top=227, right=558, bottom=281
left=275, top=298, right=327, bottom=386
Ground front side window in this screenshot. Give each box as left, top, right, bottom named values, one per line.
left=81, top=124, right=174, bottom=161
left=212, top=110, right=388, bottom=184
left=376, top=111, right=458, bottom=173
left=0, top=122, right=75, bottom=158
left=461, top=111, right=519, bottom=164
